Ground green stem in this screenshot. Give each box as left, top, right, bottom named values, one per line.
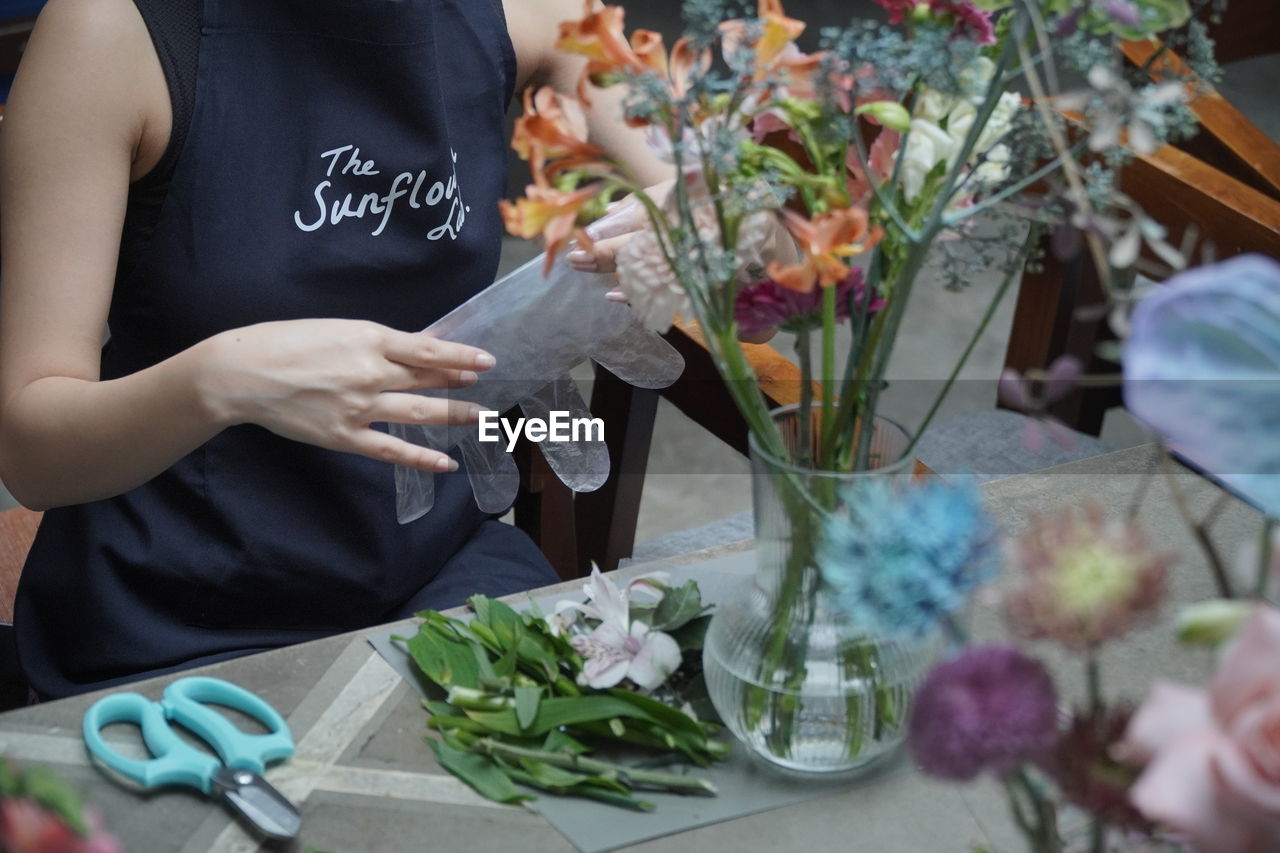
left=470, top=739, right=718, bottom=796
left=1254, top=519, right=1276, bottom=599
left=796, top=327, right=814, bottom=466
left=1085, top=654, right=1101, bottom=717
left=820, top=284, right=837, bottom=466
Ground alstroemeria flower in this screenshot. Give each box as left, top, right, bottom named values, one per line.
left=500, top=184, right=601, bottom=273
left=766, top=207, right=881, bottom=292
left=555, top=568, right=682, bottom=692
left=510, top=87, right=604, bottom=184
left=556, top=2, right=699, bottom=110
left=719, top=0, right=806, bottom=82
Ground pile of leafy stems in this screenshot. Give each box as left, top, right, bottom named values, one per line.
left=403, top=593, right=728, bottom=811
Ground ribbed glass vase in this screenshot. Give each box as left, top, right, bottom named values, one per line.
left=702, top=405, right=939, bottom=774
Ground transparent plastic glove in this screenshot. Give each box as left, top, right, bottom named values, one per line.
left=391, top=254, right=685, bottom=523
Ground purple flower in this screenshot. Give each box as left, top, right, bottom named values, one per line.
left=734, top=269, right=881, bottom=336
left=1123, top=254, right=1280, bottom=518
left=908, top=645, right=1059, bottom=781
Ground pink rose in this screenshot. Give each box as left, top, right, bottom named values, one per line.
left=1118, top=606, right=1280, bottom=852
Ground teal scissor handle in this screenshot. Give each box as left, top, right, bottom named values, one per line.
left=83, top=692, right=222, bottom=794
left=162, top=677, right=294, bottom=774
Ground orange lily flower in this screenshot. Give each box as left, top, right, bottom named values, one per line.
left=720, top=0, right=806, bottom=82
left=755, top=0, right=806, bottom=71
left=510, top=87, right=605, bottom=186
left=669, top=36, right=711, bottom=100
left=630, top=29, right=668, bottom=76
left=766, top=207, right=882, bottom=292
left=500, top=184, right=601, bottom=274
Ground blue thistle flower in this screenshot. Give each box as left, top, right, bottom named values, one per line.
left=818, top=477, right=1001, bottom=638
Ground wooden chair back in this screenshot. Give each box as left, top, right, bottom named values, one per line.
left=1003, top=4, right=1280, bottom=435
left=0, top=506, right=39, bottom=624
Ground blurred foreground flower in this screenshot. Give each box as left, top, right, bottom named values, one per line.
left=1041, top=706, right=1152, bottom=832
left=1124, top=254, right=1280, bottom=519
left=1003, top=503, right=1171, bottom=651
left=1118, top=606, right=1280, bottom=852
left=908, top=645, right=1058, bottom=781
left=820, top=478, right=1000, bottom=638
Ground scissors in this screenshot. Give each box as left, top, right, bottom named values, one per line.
left=83, top=676, right=301, bottom=840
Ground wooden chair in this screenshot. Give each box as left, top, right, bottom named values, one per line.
left=1002, top=0, right=1280, bottom=435
left=0, top=506, right=40, bottom=708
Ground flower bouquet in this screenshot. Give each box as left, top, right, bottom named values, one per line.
left=403, top=570, right=728, bottom=810
left=502, top=0, right=1222, bottom=773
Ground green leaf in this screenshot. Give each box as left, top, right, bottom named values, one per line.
left=669, top=614, right=712, bottom=651
left=470, top=595, right=525, bottom=649
left=465, top=695, right=669, bottom=737
left=406, top=629, right=484, bottom=691
left=427, top=740, right=533, bottom=805
left=650, top=581, right=706, bottom=632
left=542, top=729, right=591, bottom=755
left=515, top=685, right=542, bottom=731
left=604, top=689, right=704, bottom=738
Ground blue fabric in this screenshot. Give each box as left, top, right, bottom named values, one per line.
left=15, top=0, right=555, bottom=699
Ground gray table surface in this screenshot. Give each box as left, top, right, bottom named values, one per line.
left=0, top=445, right=1262, bottom=852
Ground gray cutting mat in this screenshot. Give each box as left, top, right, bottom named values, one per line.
left=366, top=553, right=908, bottom=853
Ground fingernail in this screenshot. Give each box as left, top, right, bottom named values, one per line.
left=468, top=404, right=483, bottom=422
left=568, top=250, right=598, bottom=271
left=606, top=289, right=628, bottom=303
left=474, top=353, right=496, bottom=369
left=458, top=370, right=479, bottom=385
left=437, top=456, right=459, bottom=472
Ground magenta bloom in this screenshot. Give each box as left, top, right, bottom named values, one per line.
left=734, top=269, right=881, bottom=335
left=873, top=0, right=996, bottom=44
left=908, top=645, right=1059, bottom=781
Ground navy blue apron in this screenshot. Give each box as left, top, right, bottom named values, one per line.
left=15, top=0, right=556, bottom=699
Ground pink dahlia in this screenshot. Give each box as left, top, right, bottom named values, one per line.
left=1003, top=503, right=1172, bottom=652
left=734, top=268, right=881, bottom=336
left=908, top=645, right=1059, bottom=781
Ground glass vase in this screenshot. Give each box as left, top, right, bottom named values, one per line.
left=702, top=405, right=940, bottom=774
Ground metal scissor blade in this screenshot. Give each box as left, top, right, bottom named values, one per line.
left=212, top=767, right=301, bottom=840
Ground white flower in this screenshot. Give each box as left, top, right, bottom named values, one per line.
left=555, top=568, right=682, bottom=692
left=901, top=118, right=954, bottom=201
left=974, top=91, right=1021, bottom=154
left=956, top=56, right=997, bottom=96
left=572, top=620, right=682, bottom=691
left=970, top=143, right=1012, bottom=190
left=914, top=88, right=955, bottom=123
left=944, top=99, right=978, bottom=154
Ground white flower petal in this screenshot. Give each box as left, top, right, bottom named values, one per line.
left=626, top=630, right=683, bottom=691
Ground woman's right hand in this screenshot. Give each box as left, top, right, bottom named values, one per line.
left=201, top=319, right=495, bottom=472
